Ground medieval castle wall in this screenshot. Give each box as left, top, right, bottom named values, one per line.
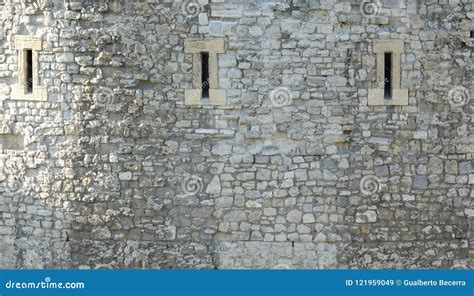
left=0, top=0, right=472, bottom=269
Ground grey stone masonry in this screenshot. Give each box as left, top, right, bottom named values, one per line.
left=0, top=0, right=472, bottom=269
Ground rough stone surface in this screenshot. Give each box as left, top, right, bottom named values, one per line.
left=0, top=0, right=472, bottom=269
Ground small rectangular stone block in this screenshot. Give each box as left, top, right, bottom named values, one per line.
left=0, top=133, right=24, bottom=150
left=14, top=35, right=42, bottom=51
left=185, top=89, right=226, bottom=106
left=368, top=89, right=408, bottom=106
left=184, top=38, right=225, bottom=53
left=373, top=39, right=404, bottom=54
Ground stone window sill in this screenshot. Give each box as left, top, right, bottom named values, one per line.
left=368, top=89, right=408, bottom=106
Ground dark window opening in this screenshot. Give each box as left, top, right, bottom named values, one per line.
left=25, top=49, right=33, bottom=93
left=470, top=31, right=474, bottom=38
left=384, top=52, right=392, bottom=99
left=201, top=52, right=210, bottom=98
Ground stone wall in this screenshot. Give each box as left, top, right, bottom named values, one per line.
left=0, top=0, right=472, bottom=269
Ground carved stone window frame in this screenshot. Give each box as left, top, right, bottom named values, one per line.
left=184, top=38, right=226, bottom=106
left=11, top=35, right=47, bottom=101
left=368, top=40, right=408, bottom=106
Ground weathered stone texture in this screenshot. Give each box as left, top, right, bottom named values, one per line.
left=0, top=0, right=472, bottom=269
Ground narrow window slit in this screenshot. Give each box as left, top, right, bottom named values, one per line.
left=200, top=52, right=210, bottom=99
left=25, top=49, right=33, bottom=93
left=470, top=31, right=474, bottom=38
left=384, top=52, right=392, bottom=99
